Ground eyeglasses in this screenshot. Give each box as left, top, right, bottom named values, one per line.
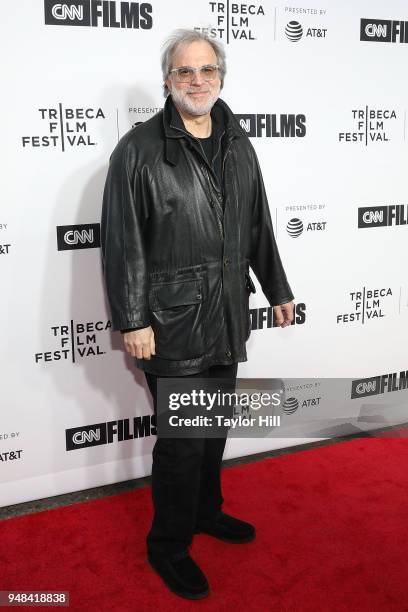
left=168, top=64, right=220, bottom=83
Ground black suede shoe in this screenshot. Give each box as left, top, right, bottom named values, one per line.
left=196, top=512, right=256, bottom=543
left=147, top=550, right=209, bottom=600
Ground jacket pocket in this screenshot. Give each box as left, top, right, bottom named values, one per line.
left=149, top=277, right=207, bottom=360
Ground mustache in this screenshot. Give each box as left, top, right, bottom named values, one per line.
left=185, top=89, right=211, bottom=94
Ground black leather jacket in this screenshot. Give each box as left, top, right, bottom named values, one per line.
left=100, top=95, right=294, bottom=375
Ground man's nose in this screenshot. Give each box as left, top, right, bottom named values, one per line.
left=190, top=69, right=204, bottom=85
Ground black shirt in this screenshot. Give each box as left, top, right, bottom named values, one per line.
left=197, top=134, right=213, bottom=166
left=170, top=97, right=225, bottom=199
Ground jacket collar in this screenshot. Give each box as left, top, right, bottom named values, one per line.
left=162, top=94, right=243, bottom=166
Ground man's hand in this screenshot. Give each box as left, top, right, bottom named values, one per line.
left=273, top=301, right=294, bottom=328
left=123, top=326, right=156, bottom=359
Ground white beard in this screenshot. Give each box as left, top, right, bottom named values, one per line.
left=170, top=87, right=219, bottom=116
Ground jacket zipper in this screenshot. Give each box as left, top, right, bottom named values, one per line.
left=169, top=124, right=233, bottom=242
left=203, top=166, right=224, bottom=240
left=201, top=139, right=233, bottom=241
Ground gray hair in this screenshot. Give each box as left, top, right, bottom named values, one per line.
left=161, top=29, right=227, bottom=98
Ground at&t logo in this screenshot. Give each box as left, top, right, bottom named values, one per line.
left=282, top=397, right=299, bottom=413
left=286, top=218, right=327, bottom=237
left=285, top=21, right=303, bottom=41
left=285, top=20, right=327, bottom=41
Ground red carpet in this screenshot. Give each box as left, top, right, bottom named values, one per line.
left=2, top=433, right=408, bottom=611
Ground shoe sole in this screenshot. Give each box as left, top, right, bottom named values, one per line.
left=147, top=558, right=210, bottom=600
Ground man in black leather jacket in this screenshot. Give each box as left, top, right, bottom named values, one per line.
left=101, top=29, right=294, bottom=600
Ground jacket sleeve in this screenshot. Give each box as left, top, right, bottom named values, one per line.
left=100, top=138, right=151, bottom=331
left=249, top=146, right=294, bottom=306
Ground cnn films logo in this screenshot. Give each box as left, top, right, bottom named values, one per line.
left=35, top=319, right=111, bottom=364
left=249, top=302, right=306, bottom=332
left=360, top=18, right=408, bottom=43
left=336, top=287, right=394, bottom=325
left=66, top=416, right=156, bottom=450
left=0, top=222, right=11, bottom=256
left=339, top=107, right=398, bottom=145
left=358, top=205, right=408, bottom=229
left=57, top=223, right=100, bottom=250
left=0, top=450, right=23, bottom=463
left=194, top=2, right=265, bottom=43
left=44, top=1, right=153, bottom=29
left=351, top=371, right=408, bottom=399
left=21, top=105, right=105, bottom=151
left=235, top=114, right=306, bottom=137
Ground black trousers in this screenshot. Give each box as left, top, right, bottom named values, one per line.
left=144, top=362, right=238, bottom=558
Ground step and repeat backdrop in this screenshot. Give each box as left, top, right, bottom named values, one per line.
left=2, top=0, right=408, bottom=506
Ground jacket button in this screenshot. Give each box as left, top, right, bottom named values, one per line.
left=196, top=292, right=202, bottom=300
left=224, top=257, right=230, bottom=266
left=225, top=348, right=232, bottom=358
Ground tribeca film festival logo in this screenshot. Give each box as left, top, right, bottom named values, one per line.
left=250, top=302, right=306, bottom=331
left=21, top=105, right=105, bottom=151
left=44, top=1, right=153, bottom=29
left=194, top=2, right=265, bottom=43
left=351, top=370, right=408, bottom=399
left=65, top=416, right=156, bottom=450
left=358, top=205, right=408, bottom=229
left=339, top=107, right=398, bottom=145
left=360, top=18, right=408, bottom=43
left=235, top=114, right=306, bottom=137
left=337, top=287, right=393, bottom=324
left=35, top=320, right=111, bottom=364
left=0, top=222, right=11, bottom=256
left=56, top=223, right=101, bottom=250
